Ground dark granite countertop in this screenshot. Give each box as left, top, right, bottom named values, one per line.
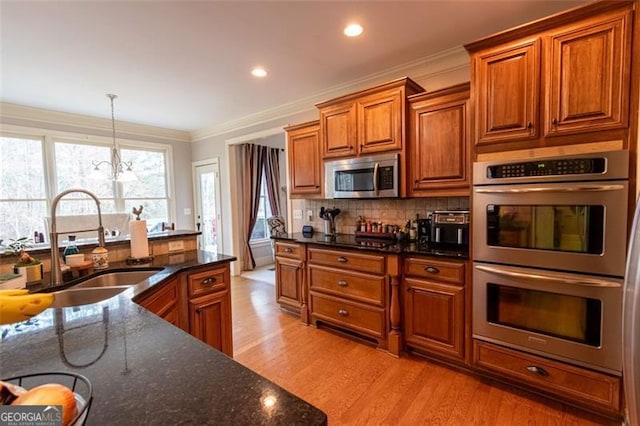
left=0, top=250, right=327, bottom=425
left=273, top=232, right=469, bottom=260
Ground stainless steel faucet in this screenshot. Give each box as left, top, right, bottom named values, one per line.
left=49, top=189, right=105, bottom=286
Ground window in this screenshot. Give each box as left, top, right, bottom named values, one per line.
left=250, top=176, right=272, bottom=241
left=0, top=136, right=48, bottom=243
left=0, top=133, right=172, bottom=243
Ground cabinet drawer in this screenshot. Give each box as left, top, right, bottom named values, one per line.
left=187, top=267, right=227, bottom=298
left=310, top=293, right=385, bottom=338
left=404, top=257, right=465, bottom=285
left=308, top=265, right=384, bottom=305
left=275, top=241, right=304, bottom=260
left=308, top=247, right=385, bottom=274
left=473, top=341, right=621, bottom=413
left=138, top=279, right=178, bottom=317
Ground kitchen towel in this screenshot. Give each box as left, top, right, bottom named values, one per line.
left=130, top=219, right=149, bottom=258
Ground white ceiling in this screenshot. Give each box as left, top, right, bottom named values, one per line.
left=1, top=0, right=589, bottom=134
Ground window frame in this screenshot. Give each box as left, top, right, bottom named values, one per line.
left=249, top=174, right=272, bottom=243
left=0, top=124, right=174, bottom=242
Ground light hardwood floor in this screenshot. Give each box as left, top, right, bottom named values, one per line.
left=231, top=275, right=617, bottom=425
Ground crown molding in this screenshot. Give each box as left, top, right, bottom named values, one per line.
left=190, top=45, right=470, bottom=142
left=0, top=102, right=191, bottom=143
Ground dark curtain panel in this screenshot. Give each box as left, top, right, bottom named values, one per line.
left=241, top=144, right=265, bottom=270
left=264, top=147, right=281, bottom=217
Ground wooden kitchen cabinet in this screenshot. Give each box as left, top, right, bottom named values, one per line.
left=544, top=8, right=632, bottom=136
left=317, top=77, right=424, bottom=160
left=466, top=1, right=634, bottom=154
left=308, top=246, right=391, bottom=350
left=473, top=39, right=540, bottom=145
left=136, top=277, right=184, bottom=330
left=474, top=340, right=621, bottom=416
left=274, top=241, right=308, bottom=322
left=186, top=265, right=233, bottom=356
left=403, top=256, right=467, bottom=364
left=285, top=121, right=322, bottom=198
left=408, top=83, right=470, bottom=196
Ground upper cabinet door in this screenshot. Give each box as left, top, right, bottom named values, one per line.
left=357, top=88, right=403, bottom=155
left=408, top=84, right=470, bottom=196
left=475, top=38, right=540, bottom=145
left=285, top=121, right=322, bottom=198
left=320, top=101, right=356, bottom=159
left=544, top=9, right=632, bottom=136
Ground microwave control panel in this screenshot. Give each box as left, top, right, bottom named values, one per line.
left=487, top=158, right=606, bottom=179
left=378, top=166, right=394, bottom=189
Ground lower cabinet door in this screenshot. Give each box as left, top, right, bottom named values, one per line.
left=275, top=257, right=303, bottom=312
left=189, top=291, right=232, bottom=357
left=404, top=277, right=465, bottom=361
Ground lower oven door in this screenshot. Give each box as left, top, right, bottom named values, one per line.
left=473, top=262, right=622, bottom=375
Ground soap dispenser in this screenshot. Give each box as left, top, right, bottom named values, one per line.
left=62, top=235, right=80, bottom=262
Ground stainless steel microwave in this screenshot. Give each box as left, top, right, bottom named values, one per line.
left=324, top=153, right=399, bottom=199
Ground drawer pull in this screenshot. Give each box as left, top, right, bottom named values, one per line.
left=338, top=309, right=349, bottom=317
left=284, top=247, right=293, bottom=253
left=201, top=277, right=218, bottom=286
left=337, top=256, right=348, bottom=263
left=424, top=266, right=440, bottom=274
left=337, top=280, right=348, bottom=287
left=526, top=366, right=549, bottom=377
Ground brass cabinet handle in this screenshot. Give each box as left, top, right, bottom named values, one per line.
left=551, top=118, right=558, bottom=126
left=527, top=121, right=533, bottom=129
left=526, top=366, right=549, bottom=377
left=284, top=247, right=293, bottom=253
left=337, top=280, right=348, bottom=287
left=424, top=266, right=440, bottom=274
left=201, top=277, right=217, bottom=286
left=196, top=308, right=201, bottom=314
left=338, top=309, right=349, bottom=317
left=337, top=256, right=348, bottom=263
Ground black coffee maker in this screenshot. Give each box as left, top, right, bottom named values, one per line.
left=417, top=217, right=432, bottom=245
left=430, top=210, right=470, bottom=247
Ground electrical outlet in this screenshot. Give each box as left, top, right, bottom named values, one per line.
left=293, top=209, right=302, bottom=219
left=307, top=210, right=313, bottom=221
left=168, top=240, right=184, bottom=252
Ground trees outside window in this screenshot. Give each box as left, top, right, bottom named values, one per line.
left=0, top=134, right=171, bottom=244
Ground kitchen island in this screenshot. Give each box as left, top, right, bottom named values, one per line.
left=0, top=251, right=327, bottom=425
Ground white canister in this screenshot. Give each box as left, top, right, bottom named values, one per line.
left=91, top=246, right=109, bottom=269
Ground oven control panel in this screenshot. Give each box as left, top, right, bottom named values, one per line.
left=487, top=157, right=606, bottom=179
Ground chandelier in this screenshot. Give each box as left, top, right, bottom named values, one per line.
left=90, top=94, right=136, bottom=182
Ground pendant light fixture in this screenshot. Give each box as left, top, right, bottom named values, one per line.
left=90, top=94, right=136, bottom=182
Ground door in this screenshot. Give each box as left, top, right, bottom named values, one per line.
left=320, top=101, right=357, bottom=159
left=544, top=9, right=631, bottom=136
left=475, top=38, right=540, bottom=144
left=189, top=291, right=232, bottom=356
left=193, top=160, right=222, bottom=253
left=357, top=88, right=402, bottom=154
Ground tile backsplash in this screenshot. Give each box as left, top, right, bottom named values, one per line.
left=290, top=197, right=469, bottom=234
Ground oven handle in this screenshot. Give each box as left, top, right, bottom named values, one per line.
left=474, top=264, right=622, bottom=288
left=474, top=184, right=625, bottom=194
left=373, top=162, right=379, bottom=196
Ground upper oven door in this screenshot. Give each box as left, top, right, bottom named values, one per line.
left=473, top=180, right=628, bottom=276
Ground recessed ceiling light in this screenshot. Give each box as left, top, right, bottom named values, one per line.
left=344, top=23, right=363, bottom=37
left=251, top=67, right=267, bottom=78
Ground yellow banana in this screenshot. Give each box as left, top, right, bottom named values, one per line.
left=0, top=292, right=55, bottom=325
left=0, top=289, right=29, bottom=296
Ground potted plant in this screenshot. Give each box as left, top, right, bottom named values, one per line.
left=8, top=237, right=43, bottom=283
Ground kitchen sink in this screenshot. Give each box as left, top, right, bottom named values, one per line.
left=72, top=269, right=162, bottom=289
left=51, top=286, right=129, bottom=308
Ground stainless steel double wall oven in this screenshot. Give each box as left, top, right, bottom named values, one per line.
left=472, top=150, right=629, bottom=375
